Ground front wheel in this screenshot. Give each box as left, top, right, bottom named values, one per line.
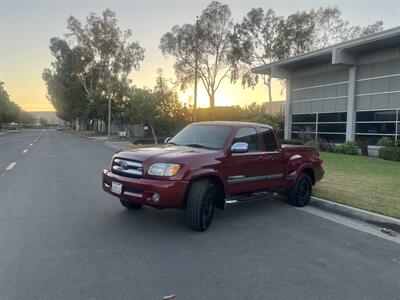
left=120, top=199, right=142, bottom=210
left=287, top=173, right=312, bottom=207
left=186, top=179, right=217, bottom=232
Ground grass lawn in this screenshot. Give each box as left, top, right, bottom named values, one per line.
left=313, top=152, right=400, bottom=219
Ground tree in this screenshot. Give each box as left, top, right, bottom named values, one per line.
left=230, top=8, right=285, bottom=114
left=311, top=7, right=383, bottom=49
left=42, top=38, right=88, bottom=124
left=43, top=9, right=145, bottom=131
left=153, top=69, right=191, bottom=136
left=231, top=6, right=383, bottom=114
left=160, top=1, right=238, bottom=112
left=38, top=117, right=50, bottom=127
left=0, top=80, right=34, bottom=126
left=125, top=87, right=160, bottom=144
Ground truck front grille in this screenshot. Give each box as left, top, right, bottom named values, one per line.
left=112, top=158, right=143, bottom=178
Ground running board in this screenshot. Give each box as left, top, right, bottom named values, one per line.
left=224, top=191, right=278, bottom=208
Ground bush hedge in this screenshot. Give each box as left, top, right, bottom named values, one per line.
left=336, top=141, right=359, bottom=155
left=379, top=147, right=400, bottom=162
left=377, top=137, right=395, bottom=147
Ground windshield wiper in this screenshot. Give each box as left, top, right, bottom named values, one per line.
left=184, top=143, right=217, bottom=150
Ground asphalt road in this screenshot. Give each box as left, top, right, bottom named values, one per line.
left=0, top=129, right=399, bottom=300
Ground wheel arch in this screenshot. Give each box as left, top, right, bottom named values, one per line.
left=300, top=166, right=315, bottom=185
left=181, top=173, right=226, bottom=210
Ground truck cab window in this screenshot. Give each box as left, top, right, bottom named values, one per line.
left=233, top=127, right=260, bottom=152
left=261, top=127, right=278, bottom=151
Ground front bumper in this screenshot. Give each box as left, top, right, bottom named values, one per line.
left=102, top=169, right=188, bottom=208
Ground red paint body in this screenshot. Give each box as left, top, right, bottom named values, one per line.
left=102, top=122, right=324, bottom=208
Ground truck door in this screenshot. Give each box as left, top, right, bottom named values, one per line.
left=221, top=127, right=268, bottom=196
left=258, top=127, right=286, bottom=189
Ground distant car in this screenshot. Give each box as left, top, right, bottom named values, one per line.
left=102, top=121, right=324, bottom=232
left=56, top=125, right=63, bottom=131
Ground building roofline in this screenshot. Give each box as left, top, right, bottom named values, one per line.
left=252, top=26, right=400, bottom=75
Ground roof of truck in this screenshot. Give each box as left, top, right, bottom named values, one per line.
left=192, top=121, right=273, bottom=129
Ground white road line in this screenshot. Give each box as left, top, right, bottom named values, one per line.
left=29, top=143, right=34, bottom=147
left=22, top=149, right=28, bottom=154
left=5, top=162, right=17, bottom=170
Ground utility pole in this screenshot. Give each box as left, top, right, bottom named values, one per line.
left=193, top=16, right=199, bottom=123
left=107, top=76, right=112, bottom=139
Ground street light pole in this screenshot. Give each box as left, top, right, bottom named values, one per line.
left=193, top=16, right=199, bottom=123
left=107, top=78, right=111, bottom=138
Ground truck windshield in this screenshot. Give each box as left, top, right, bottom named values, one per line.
left=168, top=124, right=232, bottom=150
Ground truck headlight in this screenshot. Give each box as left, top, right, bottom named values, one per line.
left=148, top=163, right=181, bottom=176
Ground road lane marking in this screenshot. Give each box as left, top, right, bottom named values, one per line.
left=22, top=149, right=28, bottom=154
left=29, top=143, right=34, bottom=147
left=5, top=162, right=17, bottom=170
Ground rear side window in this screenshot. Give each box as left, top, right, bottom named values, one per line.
left=261, top=128, right=278, bottom=151
left=233, top=127, right=260, bottom=152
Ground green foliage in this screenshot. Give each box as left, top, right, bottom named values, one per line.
left=318, top=139, right=336, bottom=152
left=43, top=9, right=145, bottom=126
left=38, top=117, right=50, bottom=126
left=0, top=81, right=35, bottom=126
left=336, top=141, right=359, bottom=155
left=379, top=147, right=400, bottom=162
left=377, top=136, right=395, bottom=147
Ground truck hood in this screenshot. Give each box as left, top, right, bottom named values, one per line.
left=115, top=145, right=221, bottom=164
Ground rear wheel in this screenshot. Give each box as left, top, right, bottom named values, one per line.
left=288, top=173, right=312, bottom=207
left=186, top=179, right=217, bottom=232
left=120, top=199, right=142, bottom=210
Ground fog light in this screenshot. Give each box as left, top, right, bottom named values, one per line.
left=152, top=193, right=160, bottom=203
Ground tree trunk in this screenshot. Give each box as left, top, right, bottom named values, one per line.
left=209, top=93, right=215, bottom=120
left=267, top=77, right=273, bottom=115
left=150, top=124, right=158, bottom=145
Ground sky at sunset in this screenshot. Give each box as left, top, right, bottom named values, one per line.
left=1, top=0, right=399, bottom=112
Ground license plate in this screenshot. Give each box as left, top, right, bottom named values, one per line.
left=111, top=182, right=122, bottom=195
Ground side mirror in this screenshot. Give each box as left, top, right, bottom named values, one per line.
left=164, top=137, right=171, bottom=144
left=230, top=142, right=249, bottom=153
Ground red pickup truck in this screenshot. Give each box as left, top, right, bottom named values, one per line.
left=102, top=121, right=324, bottom=231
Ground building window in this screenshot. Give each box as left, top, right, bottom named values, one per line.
left=318, top=112, right=347, bottom=122
left=355, top=109, right=399, bottom=145
left=317, top=134, right=346, bottom=143
left=291, top=112, right=347, bottom=142
left=292, top=114, right=316, bottom=123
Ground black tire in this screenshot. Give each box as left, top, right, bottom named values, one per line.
left=186, top=179, right=217, bottom=232
left=120, top=199, right=142, bottom=210
left=288, top=173, right=312, bottom=207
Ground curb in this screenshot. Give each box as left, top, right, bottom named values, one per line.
left=309, top=196, right=400, bottom=233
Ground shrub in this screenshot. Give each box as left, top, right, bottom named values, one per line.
left=318, top=139, right=336, bottom=152
left=304, top=140, right=317, bottom=147
left=379, top=147, right=400, bottom=161
left=281, top=139, right=303, bottom=145
left=337, top=141, right=359, bottom=155
left=377, top=137, right=395, bottom=147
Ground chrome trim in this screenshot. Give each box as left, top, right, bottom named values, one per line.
left=290, top=154, right=302, bottom=161
left=227, top=173, right=284, bottom=185
left=114, top=158, right=142, bottom=168
left=112, top=165, right=143, bottom=175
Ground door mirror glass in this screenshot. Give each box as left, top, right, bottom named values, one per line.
left=164, top=137, right=171, bottom=144
left=231, top=142, right=249, bottom=153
